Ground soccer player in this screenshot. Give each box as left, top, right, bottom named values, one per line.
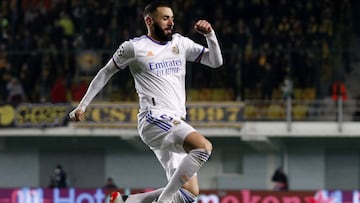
left=69, top=2, right=223, bottom=203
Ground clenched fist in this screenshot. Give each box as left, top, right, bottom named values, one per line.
left=194, top=20, right=213, bottom=35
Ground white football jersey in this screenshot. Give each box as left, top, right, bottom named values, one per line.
left=112, top=33, right=205, bottom=118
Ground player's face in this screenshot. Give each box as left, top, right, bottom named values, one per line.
left=152, top=7, right=174, bottom=41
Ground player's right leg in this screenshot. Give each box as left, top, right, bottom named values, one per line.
left=110, top=188, right=193, bottom=203
left=110, top=191, right=124, bottom=203
left=110, top=188, right=164, bottom=203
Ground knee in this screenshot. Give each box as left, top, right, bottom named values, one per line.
left=197, top=137, right=212, bottom=155
left=204, top=139, right=213, bottom=154
left=192, top=138, right=212, bottom=154
left=184, top=132, right=213, bottom=154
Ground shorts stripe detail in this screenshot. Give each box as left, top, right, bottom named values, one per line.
left=145, top=112, right=172, bottom=131
left=146, top=116, right=171, bottom=131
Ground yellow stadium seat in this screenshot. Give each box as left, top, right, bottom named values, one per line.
left=293, top=104, right=308, bottom=120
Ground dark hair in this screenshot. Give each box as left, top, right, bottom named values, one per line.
left=143, top=2, right=172, bottom=18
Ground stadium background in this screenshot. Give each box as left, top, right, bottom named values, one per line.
left=1, top=0, right=360, bottom=196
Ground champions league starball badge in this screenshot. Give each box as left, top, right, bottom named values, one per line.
left=117, top=45, right=125, bottom=56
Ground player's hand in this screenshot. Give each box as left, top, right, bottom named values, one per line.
left=69, top=108, right=85, bottom=122
left=194, top=20, right=213, bottom=35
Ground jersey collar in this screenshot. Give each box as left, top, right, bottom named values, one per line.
left=146, top=35, right=170, bottom=45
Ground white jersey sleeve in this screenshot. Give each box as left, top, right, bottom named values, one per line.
left=75, top=31, right=222, bottom=119
left=201, top=31, right=223, bottom=68
left=180, top=31, right=222, bottom=68
left=76, top=59, right=119, bottom=111
left=112, top=41, right=136, bottom=69
left=75, top=41, right=136, bottom=111
left=182, top=37, right=206, bottom=63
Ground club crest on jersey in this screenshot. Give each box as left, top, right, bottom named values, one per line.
left=172, top=46, right=179, bottom=55
left=172, top=119, right=181, bottom=126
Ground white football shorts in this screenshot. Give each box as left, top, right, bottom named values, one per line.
left=137, top=109, right=196, bottom=179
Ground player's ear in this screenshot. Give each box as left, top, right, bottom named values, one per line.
left=145, top=16, right=153, bottom=26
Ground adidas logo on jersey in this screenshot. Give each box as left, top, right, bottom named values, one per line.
left=147, top=51, right=154, bottom=56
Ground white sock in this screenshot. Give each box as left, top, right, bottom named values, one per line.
left=124, top=188, right=163, bottom=203
left=157, top=149, right=210, bottom=202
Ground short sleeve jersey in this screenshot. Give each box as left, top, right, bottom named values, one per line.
left=112, top=33, right=205, bottom=118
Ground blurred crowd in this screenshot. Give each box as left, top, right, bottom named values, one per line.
left=0, top=0, right=354, bottom=103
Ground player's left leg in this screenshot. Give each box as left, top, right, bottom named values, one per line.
left=138, top=111, right=209, bottom=203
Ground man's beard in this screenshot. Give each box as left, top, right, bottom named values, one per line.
left=153, top=22, right=173, bottom=42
